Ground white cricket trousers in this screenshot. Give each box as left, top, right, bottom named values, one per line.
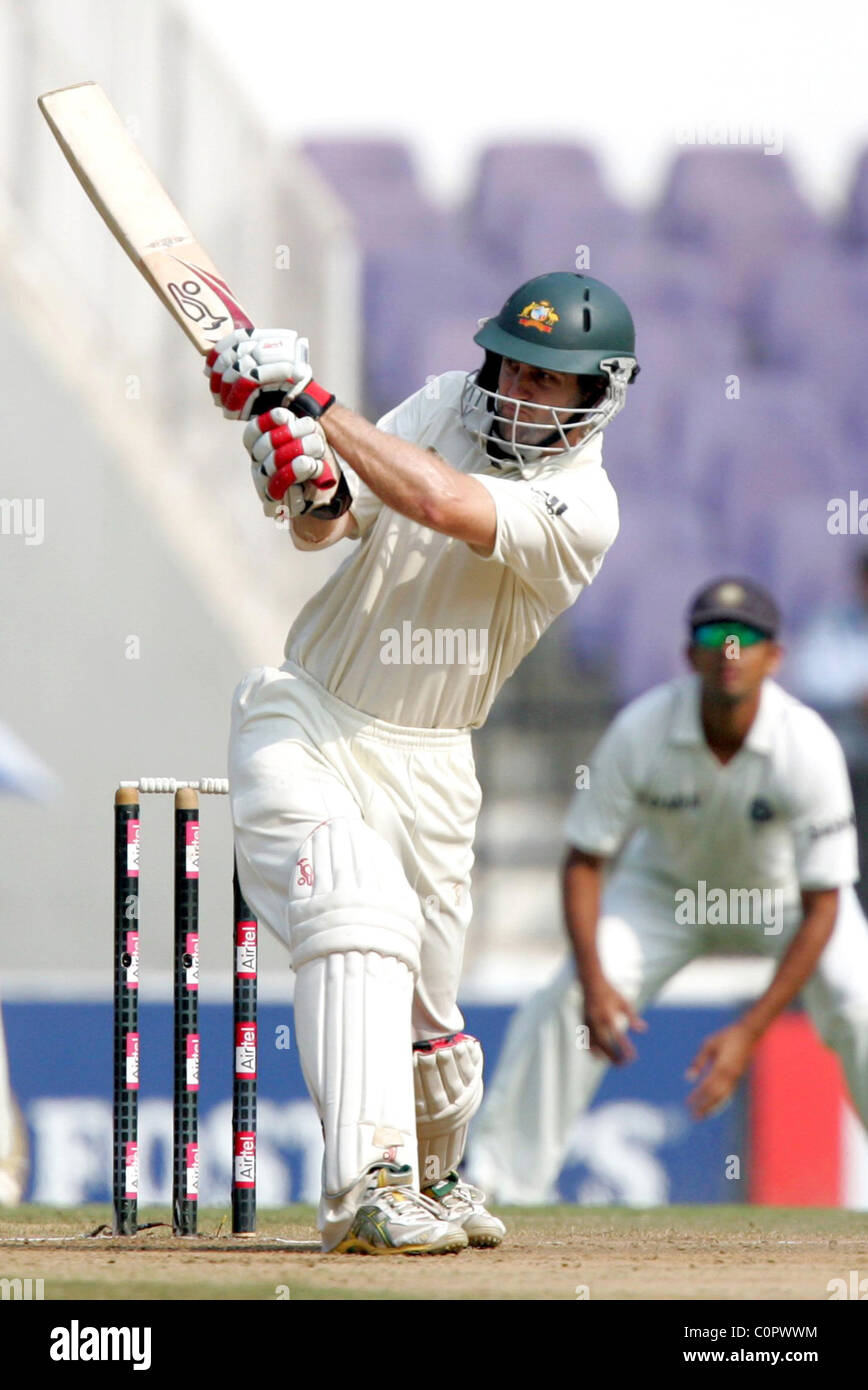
left=228, top=663, right=481, bottom=1243
left=469, top=876, right=868, bottom=1203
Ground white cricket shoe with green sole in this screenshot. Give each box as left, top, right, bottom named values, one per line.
left=423, top=1171, right=506, bottom=1248
left=334, top=1163, right=469, bottom=1255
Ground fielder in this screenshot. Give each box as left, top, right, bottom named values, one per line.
left=469, top=578, right=868, bottom=1203
left=0, top=720, right=56, bottom=1204
left=205, top=272, right=639, bottom=1251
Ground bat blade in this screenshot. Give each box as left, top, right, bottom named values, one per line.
left=38, top=81, right=253, bottom=354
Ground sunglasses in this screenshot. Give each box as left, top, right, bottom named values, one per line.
left=692, top=621, right=770, bottom=649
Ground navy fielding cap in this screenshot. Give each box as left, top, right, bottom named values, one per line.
left=687, top=577, right=781, bottom=639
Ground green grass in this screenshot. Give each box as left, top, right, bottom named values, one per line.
left=3, top=1202, right=867, bottom=1239
left=496, top=1205, right=868, bottom=1234
left=0, top=1204, right=317, bottom=1235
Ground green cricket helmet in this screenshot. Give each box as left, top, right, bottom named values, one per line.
left=460, top=271, right=639, bottom=469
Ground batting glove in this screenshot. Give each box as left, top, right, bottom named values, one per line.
left=244, top=410, right=348, bottom=518
left=206, top=328, right=335, bottom=421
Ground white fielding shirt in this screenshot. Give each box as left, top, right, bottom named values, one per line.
left=284, top=372, right=619, bottom=729
left=564, top=674, right=859, bottom=917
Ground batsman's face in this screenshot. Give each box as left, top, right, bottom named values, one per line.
left=688, top=633, right=782, bottom=703
left=496, top=358, right=597, bottom=448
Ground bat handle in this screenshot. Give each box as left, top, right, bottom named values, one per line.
left=253, top=388, right=291, bottom=415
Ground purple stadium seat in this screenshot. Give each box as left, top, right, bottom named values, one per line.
left=301, top=138, right=452, bottom=251
left=570, top=483, right=845, bottom=703
left=677, top=373, right=850, bottom=525
left=757, top=495, right=859, bottom=624
left=655, top=148, right=819, bottom=251
left=839, top=359, right=868, bottom=453
left=606, top=238, right=728, bottom=325
left=614, top=551, right=739, bottom=700
left=466, top=142, right=629, bottom=274
left=353, top=188, right=451, bottom=250
left=602, top=316, right=746, bottom=494
left=840, top=149, right=868, bottom=248
left=362, top=243, right=506, bottom=416
left=748, top=247, right=868, bottom=374
left=569, top=492, right=745, bottom=699
left=653, top=148, right=822, bottom=318
left=302, top=138, right=418, bottom=189
left=507, top=205, right=640, bottom=287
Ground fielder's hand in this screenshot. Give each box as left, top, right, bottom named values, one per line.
left=685, top=1021, right=756, bottom=1119
left=244, top=409, right=349, bottom=518
left=582, top=978, right=646, bottom=1064
left=206, top=327, right=335, bottom=421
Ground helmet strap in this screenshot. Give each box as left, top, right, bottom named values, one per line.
left=476, top=350, right=502, bottom=400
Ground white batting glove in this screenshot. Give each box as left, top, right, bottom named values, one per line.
left=205, top=328, right=308, bottom=420
left=244, top=409, right=348, bottom=517
left=206, top=328, right=335, bottom=422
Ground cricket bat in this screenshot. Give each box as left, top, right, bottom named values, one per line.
left=38, top=80, right=285, bottom=403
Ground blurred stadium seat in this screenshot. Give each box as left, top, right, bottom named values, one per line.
left=652, top=147, right=824, bottom=321
left=466, top=141, right=629, bottom=276
left=840, top=147, right=868, bottom=248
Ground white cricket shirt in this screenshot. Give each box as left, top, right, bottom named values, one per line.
left=564, top=674, right=859, bottom=914
left=284, top=372, right=619, bottom=728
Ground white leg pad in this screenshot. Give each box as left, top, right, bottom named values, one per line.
left=413, top=1033, right=484, bottom=1185
left=289, top=817, right=424, bottom=974
left=293, top=950, right=418, bottom=1250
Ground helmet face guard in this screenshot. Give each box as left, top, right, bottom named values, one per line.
left=460, top=353, right=637, bottom=471
left=460, top=271, right=638, bottom=471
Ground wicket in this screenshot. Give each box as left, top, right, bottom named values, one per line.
left=112, top=780, right=258, bottom=1237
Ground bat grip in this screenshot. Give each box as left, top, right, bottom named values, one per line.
left=253, top=388, right=291, bottom=415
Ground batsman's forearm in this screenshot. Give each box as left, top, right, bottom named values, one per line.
left=739, top=891, right=838, bottom=1041
left=562, top=849, right=607, bottom=985
left=322, top=404, right=469, bottom=529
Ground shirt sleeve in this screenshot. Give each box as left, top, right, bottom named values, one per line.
left=472, top=471, right=619, bottom=619
left=563, top=709, right=640, bottom=856
left=789, top=718, right=859, bottom=889
left=340, top=453, right=382, bottom=539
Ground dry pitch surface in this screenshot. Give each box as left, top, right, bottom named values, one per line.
left=1, top=1205, right=867, bottom=1300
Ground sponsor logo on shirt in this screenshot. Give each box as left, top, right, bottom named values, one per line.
left=529, top=486, right=568, bottom=517
left=637, top=791, right=701, bottom=811
left=749, top=797, right=775, bottom=822
left=807, top=811, right=856, bottom=841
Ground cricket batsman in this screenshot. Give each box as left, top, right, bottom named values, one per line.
left=205, top=272, right=639, bottom=1252
left=469, top=579, right=868, bottom=1203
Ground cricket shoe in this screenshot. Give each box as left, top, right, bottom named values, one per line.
left=422, top=1171, right=506, bottom=1248
left=334, top=1163, right=469, bottom=1255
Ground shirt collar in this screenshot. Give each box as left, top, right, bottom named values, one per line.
left=669, top=674, right=781, bottom=756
